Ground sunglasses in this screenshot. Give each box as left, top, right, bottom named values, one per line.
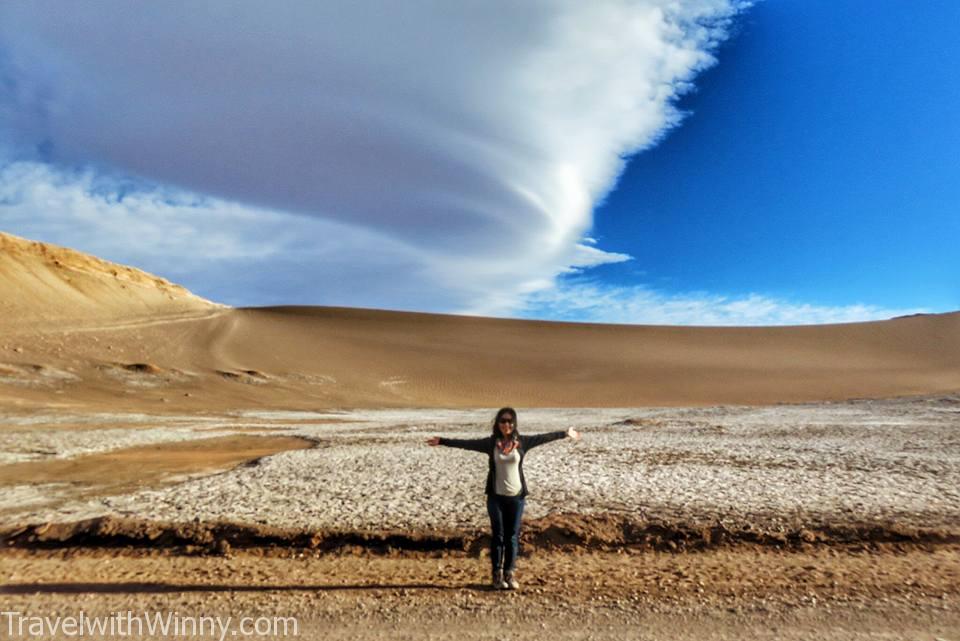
left=498, top=417, right=515, bottom=424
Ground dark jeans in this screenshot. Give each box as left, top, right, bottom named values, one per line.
left=486, top=493, right=525, bottom=575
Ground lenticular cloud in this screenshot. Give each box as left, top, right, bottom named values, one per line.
left=0, top=1, right=745, bottom=314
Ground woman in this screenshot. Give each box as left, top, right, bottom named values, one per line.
left=427, top=407, right=580, bottom=590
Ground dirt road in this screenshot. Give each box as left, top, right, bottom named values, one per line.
left=3, top=545, right=958, bottom=640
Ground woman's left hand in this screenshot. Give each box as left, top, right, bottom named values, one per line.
left=567, top=427, right=580, bottom=440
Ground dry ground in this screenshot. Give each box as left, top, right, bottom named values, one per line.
left=3, top=234, right=959, bottom=639
left=2, top=400, right=958, bottom=639
left=2, top=546, right=958, bottom=640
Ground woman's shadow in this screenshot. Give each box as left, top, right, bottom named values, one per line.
left=1, top=581, right=492, bottom=594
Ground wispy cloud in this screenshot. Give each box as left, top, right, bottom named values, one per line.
left=0, top=1, right=746, bottom=315
left=0, top=162, right=438, bottom=309
left=517, top=277, right=928, bottom=326
left=2, top=161, right=924, bottom=325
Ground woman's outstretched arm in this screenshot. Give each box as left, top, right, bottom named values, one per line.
left=523, top=427, right=580, bottom=450
left=426, top=436, right=490, bottom=453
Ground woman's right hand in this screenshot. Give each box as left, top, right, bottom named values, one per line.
left=426, top=437, right=441, bottom=446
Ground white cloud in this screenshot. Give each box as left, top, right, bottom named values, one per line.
left=2, top=161, right=925, bottom=325
left=0, top=162, right=446, bottom=309
left=0, top=161, right=622, bottom=312
left=0, top=1, right=745, bottom=314
left=517, top=278, right=928, bottom=326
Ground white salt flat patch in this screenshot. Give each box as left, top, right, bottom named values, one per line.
left=0, top=363, right=80, bottom=387
left=10, top=398, right=960, bottom=531
left=228, top=410, right=350, bottom=421
left=1, top=483, right=74, bottom=512
left=0, top=428, right=243, bottom=465
left=0, top=412, right=225, bottom=427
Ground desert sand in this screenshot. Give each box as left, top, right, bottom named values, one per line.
left=2, top=231, right=959, bottom=639
left=2, top=230, right=960, bottom=413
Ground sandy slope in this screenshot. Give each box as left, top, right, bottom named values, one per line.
left=192, top=305, right=960, bottom=406
left=2, top=232, right=959, bottom=409
left=0, top=231, right=220, bottom=331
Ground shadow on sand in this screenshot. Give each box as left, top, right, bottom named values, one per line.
left=1, top=581, right=490, bottom=594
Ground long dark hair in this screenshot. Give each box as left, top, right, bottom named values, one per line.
left=491, top=406, right=519, bottom=442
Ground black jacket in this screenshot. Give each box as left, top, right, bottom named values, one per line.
left=438, top=431, right=568, bottom=498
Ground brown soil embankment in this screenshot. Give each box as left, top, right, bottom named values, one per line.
left=3, top=514, right=958, bottom=557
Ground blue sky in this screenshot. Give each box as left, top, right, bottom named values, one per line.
left=0, top=1, right=957, bottom=325
left=582, top=0, right=960, bottom=315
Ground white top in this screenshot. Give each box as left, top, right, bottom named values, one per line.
left=493, top=446, right=522, bottom=496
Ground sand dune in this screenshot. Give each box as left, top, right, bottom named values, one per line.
left=3, top=234, right=959, bottom=641
left=0, top=231, right=220, bottom=330
left=199, top=305, right=960, bottom=406
left=1, top=231, right=958, bottom=409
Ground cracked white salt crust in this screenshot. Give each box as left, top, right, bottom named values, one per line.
left=0, top=427, right=247, bottom=464
left=6, top=398, right=960, bottom=531
left=0, top=413, right=349, bottom=464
